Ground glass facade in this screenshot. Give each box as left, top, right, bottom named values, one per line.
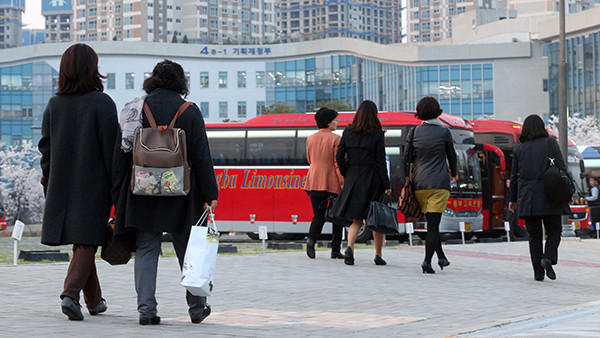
left=266, top=55, right=358, bottom=113
left=0, top=62, right=57, bottom=146
left=415, top=64, right=494, bottom=119
left=548, top=32, right=600, bottom=117
left=266, top=55, right=494, bottom=117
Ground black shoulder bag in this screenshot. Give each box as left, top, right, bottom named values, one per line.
left=542, top=139, right=575, bottom=203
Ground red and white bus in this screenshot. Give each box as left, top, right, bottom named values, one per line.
left=469, top=119, right=592, bottom=237
left=206, top=112, right=485, bottom=241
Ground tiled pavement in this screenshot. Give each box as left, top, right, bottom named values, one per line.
left=0, top=238, right=599, bottom=337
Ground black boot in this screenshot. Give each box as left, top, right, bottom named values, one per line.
left=306, top=239, right=315, bottom=259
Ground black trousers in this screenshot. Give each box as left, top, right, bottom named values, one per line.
left=307, top=191, right=343, bottom=252
left=525, top=215, right=562, bottom=277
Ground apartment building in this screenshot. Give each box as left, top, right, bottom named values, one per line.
left=42, top=0, right=73, bottom=43
left=275, top=0, right=402, bottom=44
left=0, top=0, right=24, bottom=49
left=511, top=0, right=599, bottom=18
left=182, top=0, right=277, bottom=44
left=402, top=0, right=476, bottom=43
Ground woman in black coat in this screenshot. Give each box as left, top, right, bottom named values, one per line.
left=509, top=114, right=570, bottom=281
left=113, top=60, right=218, bottom=325
left=408, top=97, right=457, bottom=274
left=334, top=100, right=391, bottom=266
left=38, top=44, right=117, bottom=320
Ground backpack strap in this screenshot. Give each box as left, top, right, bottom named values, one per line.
left=169, top=102, right=195, bottom=128
left=142, top=102, right=158, bottom=128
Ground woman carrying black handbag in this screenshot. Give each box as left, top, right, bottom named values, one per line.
left=333, top=100, right=391, bottom=266
left=508, top=114, right=570, bottom=282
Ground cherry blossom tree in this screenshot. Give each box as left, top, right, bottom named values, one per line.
left=0, top=141, right=45, bottom=225
left=547, top=114, right=600, bottom=146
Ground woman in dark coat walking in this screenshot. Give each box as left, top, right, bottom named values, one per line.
left=509, top=114, right=570, bottom=281
left=334, top=100, right=391, bottom=266
left=113, top=60, right=218, bottom=325
left=408, top=97, right=457, bottom=274
left=38, top=44, right=117, bottom=320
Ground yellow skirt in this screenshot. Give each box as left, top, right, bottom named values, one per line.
left=415, top=189, right=450, bottom=214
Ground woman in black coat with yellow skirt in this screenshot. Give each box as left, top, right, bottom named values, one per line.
left=509, top=114, right=570, bottom=281
left=333, top=100, right=391, bottom=266
left=113, top=60, right=219, bottom=325
left=39, top=44, right=117, bottom=320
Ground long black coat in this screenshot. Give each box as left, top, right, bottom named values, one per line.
left=333, top=128, right=390, bottom=220
left=509, top=137, right=570, bottom=218
left=39, top=91, right=118, bottom=246
left=113, top=89, right=219, bottom=251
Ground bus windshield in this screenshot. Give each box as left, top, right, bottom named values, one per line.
left=450, top=129, right=481, bottom=196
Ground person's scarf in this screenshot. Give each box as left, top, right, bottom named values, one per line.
left=119, top=95, right=147, bottom=152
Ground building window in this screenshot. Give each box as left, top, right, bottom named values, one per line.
left=106, top=73, right=115, bottom=89
left=256, top=101, right=265, bottom=115
left=88, top=8, right=97, bottom=17
left=237, top=71, right=246, bottom=88
left=256, top=71, right=265, bottom=88
left=125, top=72, right=135, bottom=89
left=200, top=102, right=209, bottom=118
left=115, top=4, right=121, bottom=13
left=219, top=101, right=228, bottom=118
left=237, top=101, right=247, bottom=118
left=200, top=72, right=209, bottom=88
left=219, top=72, right=227, bottom=88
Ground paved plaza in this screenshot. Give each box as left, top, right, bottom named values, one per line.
left=0, top=238, right=599, bottom=337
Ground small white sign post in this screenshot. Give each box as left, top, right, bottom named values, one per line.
left=596, top=222, right=599, bottom=240
left=504, top=221, right=511, bottom=243
left=258, top=225, right=268, bottom=254
left=12, top=220, right=25, bottom=266
left=459, top=222, right=466, bottom=245
left=406, top=222, right=414, bottom=246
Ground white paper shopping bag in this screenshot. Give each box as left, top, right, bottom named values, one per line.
left=181, top=209, right=219, bottom=297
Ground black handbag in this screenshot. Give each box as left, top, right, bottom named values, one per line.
left=366, top=195, right=399, bottom=234
left=543, top=139, right=575, bottom=203
left=324, top=195, right=352, bottom=227
left=101, top=220, right=132, bottom=265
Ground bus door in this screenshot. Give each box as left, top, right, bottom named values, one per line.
left=475, top=144, right=506, bottom=235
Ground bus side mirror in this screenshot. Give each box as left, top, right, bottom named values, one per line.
left=579, top=159, right=585, bottom=174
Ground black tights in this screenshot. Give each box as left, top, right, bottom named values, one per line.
left=424, top=212, right=446, bottom=264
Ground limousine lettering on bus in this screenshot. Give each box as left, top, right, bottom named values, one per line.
left=215, top=169, right=307, bottom=190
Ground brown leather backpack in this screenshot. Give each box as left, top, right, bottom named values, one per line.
left=130, top=101, right=193, bottom=196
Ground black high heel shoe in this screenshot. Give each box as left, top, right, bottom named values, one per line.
left=421, top=261, right=435, bottom=274
left=438, top=258, right=450, bottom=270
left=374, top=255, right=387, bottom=265
left=344, top=247, right=354, bottom=265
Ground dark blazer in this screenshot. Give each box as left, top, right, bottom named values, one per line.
left=39, top=91, right=118, bottom=246
left=333, top=128, right=390, bottom=220
left=509, top=137, right=570, bottom=218
left=408, top=123, right=457, bottom=190
left=113, top=89, right=219, bottom=250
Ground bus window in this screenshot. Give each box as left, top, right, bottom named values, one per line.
left=207, top=130, right=245, bottom=165
left=247, top=130, right=296, bottom=165
left=296, top=130, right=312, bottom=165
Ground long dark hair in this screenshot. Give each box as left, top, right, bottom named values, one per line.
left=349, top=100, right=382, bottom=135
left=57, top=44, right=105, bottom=95
left=519, top=114, right=548, bottom=142
left=143, top=60, right=189, bottom=97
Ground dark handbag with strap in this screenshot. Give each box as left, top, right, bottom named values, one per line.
left=324, top=194, right=352, bottom=227
left=366, top=195, right=399, bottom=234
left=543, top=139, right=575, bottom=203
left=398, top=127, right=424, bottom=218
left=101, top=219, right=132, bottom=265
